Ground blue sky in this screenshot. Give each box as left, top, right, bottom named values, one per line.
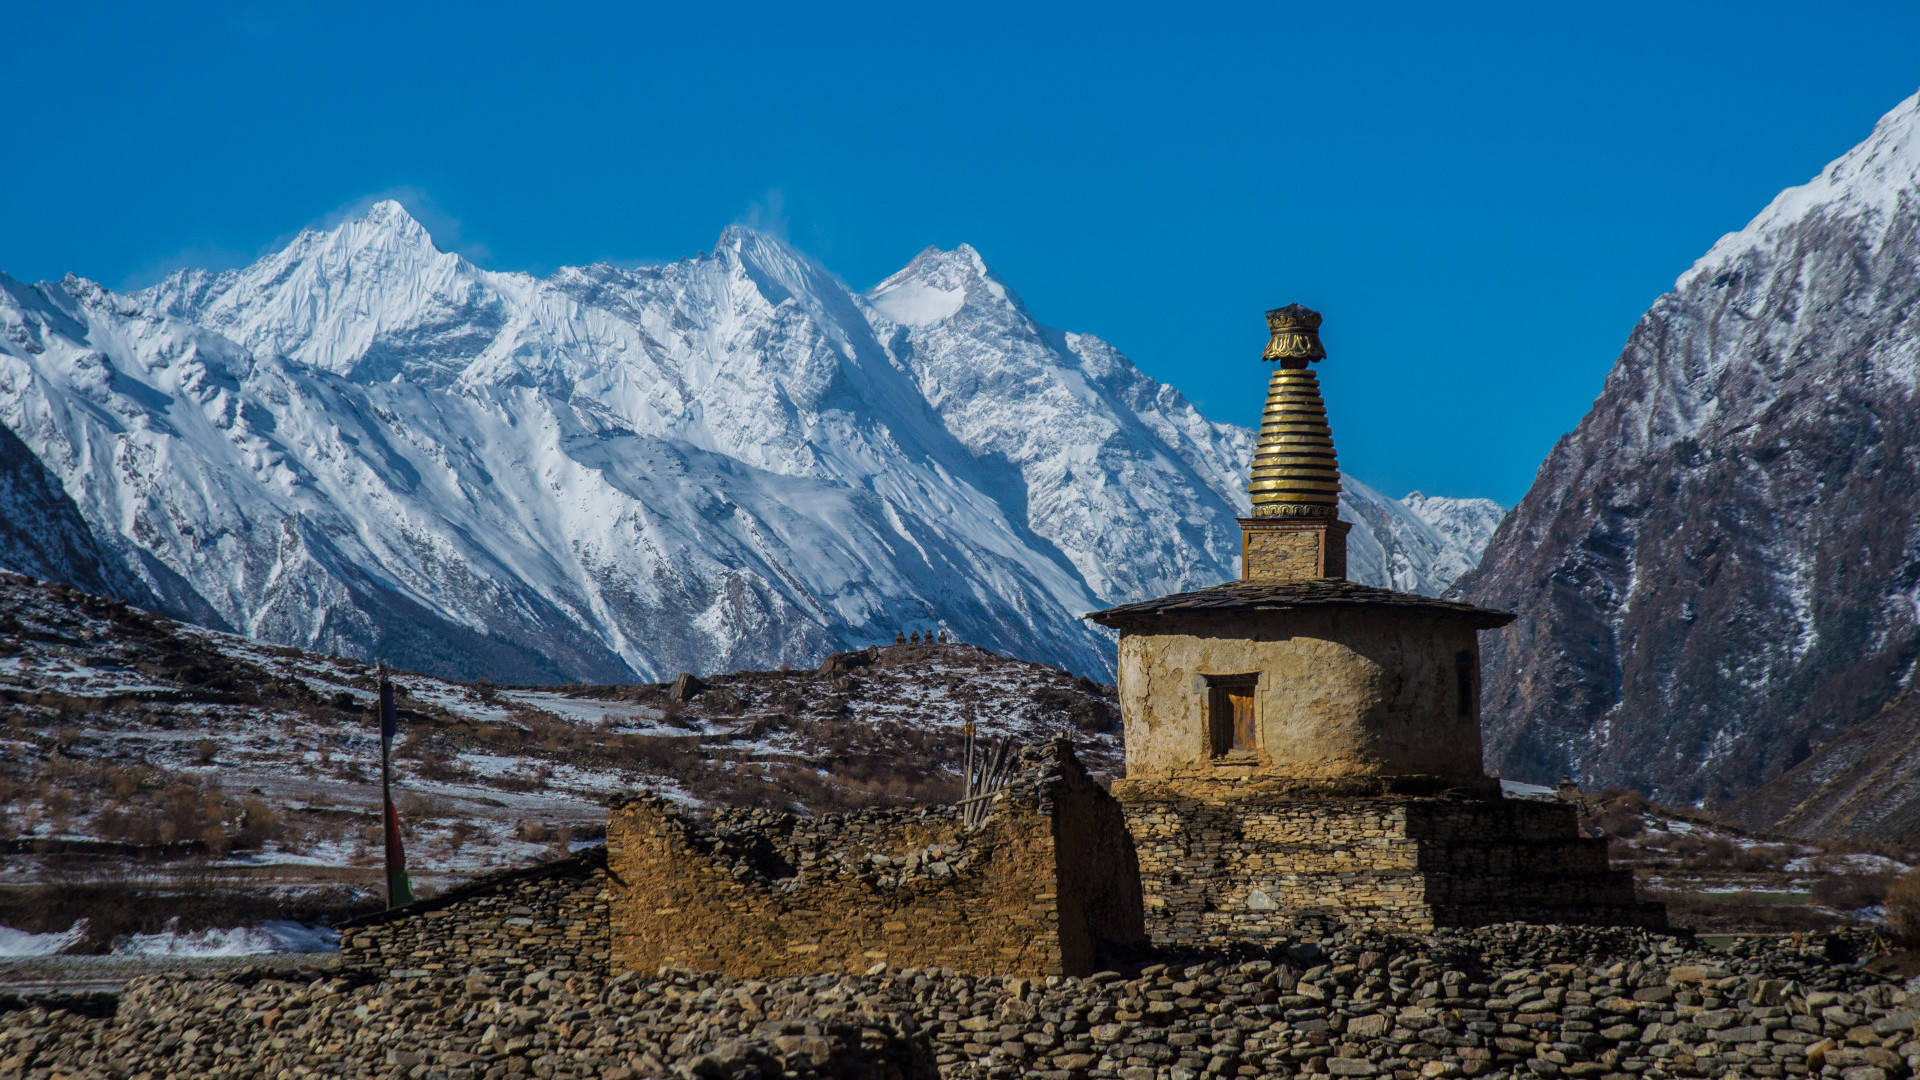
left=3, top=2, right=1916, bottom=506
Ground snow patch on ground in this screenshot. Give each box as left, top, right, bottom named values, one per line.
left=1787, top=852, right=1910, bottom=875
left=113, top=920, right=338, bottom=957
left=0, top=922, right=87, bottom=957
left=1499, top=780, right=1558, bottom=802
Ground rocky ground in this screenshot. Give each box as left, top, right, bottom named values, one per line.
left=0, top=925, right=1912, bottom=1080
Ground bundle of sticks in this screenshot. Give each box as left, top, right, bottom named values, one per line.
left=958, top=727, right=1016, bottom=828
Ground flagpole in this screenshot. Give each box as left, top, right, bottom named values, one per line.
left=378, top=666, right=414, bottom=909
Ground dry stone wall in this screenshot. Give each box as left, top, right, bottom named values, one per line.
left=337, top=848, right=612, bottom=980
left=329, top=738, right=1656, bottom=997
left=4, top=925, right=1909, bottom=1080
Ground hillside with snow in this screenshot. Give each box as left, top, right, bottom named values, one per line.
left=0, top=572, right=1119, bottom=863
left=0, top=205, right=1499, bottom=681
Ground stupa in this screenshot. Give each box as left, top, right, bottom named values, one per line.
left=1088, top=305, right=1664, bottom=945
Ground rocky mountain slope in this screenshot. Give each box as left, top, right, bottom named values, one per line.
left=0, top=206, right=1496, bottom=682
left=1731, top=693, right=1920, bottom=846
left=1455, top=90, right=1920, bottom=812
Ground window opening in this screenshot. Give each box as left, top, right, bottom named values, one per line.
left=1207, top=674, right=1259, bottom=757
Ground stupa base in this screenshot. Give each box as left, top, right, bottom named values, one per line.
left=1112, top=780, right=1668, bottom=947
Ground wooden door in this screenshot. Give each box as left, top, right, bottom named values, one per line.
left=1208, top=677, right=1258, bottom=756
left=1228, top=684, right=1255, bottom=751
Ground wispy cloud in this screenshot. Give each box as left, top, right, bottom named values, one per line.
left=736, top=189, right=791, bottom=240
left=118, top=241, right=260, bottom=292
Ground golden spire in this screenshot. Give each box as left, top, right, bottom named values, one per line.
left=1248, top=304, right=1340, bottom=518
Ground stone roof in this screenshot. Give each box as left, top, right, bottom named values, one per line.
left=1084, top=579, right=1515, bottom=630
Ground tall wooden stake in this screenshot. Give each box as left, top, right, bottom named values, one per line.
left=378, top=667, right=414, bottom=909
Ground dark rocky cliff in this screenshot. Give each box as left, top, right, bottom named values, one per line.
left=1454, top=92, right=1920, bottom=812
left=0, top=417, right=157, bottom=607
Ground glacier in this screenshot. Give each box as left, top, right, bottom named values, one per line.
left=0, top=202, right=1500, bottom=682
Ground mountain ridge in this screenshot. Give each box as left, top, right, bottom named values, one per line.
left=1454, top=90, right=1920, bottom=816
left=1, top=204, right=1501, bottom=682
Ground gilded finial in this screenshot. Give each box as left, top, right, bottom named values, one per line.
left=1262, top=303, right=1326, bottom=367
left=1248, top=304, right=1340, bottom=518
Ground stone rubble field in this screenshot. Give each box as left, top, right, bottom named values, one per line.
left=2, top=925, right=1915, bottom=1080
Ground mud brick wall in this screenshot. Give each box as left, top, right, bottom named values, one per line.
left=607, top=740, right=1143, bottom=978
left=1116, top=790, right=1663, bottom=948
left=337, top=848, right=613, bottom=979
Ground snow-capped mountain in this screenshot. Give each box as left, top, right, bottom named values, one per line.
left=1455, top=90, right=1920, bottom=811
left=0, top=203, right=1497, bottom=682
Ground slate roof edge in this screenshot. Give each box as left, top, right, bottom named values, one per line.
left=1083, top=582, right=1515, bottom=630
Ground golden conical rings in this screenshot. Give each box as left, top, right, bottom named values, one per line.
left=1252, top=455, right=1338, bottom=467
left=1251, top=465, right=1344, bottom=476
left=1250, top=480, right=1341, bottom=493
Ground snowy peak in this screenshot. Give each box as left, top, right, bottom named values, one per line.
left=866, top=244, right=1013, bottom=327
left=1402, top=492, right=1507, bottom=563
left=358, top=198, right=438, bottom=244
left=140, top=199, right=493, bottom=383
left=1682, top=89, right=1920, bottom=288
left=718, top=225, right=831, bottom=304
left=0, top=201, right=1498, bottom=685
left=1456, top=89, right=1920, bottom=818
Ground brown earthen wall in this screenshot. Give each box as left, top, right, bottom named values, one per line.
left=1116, top=610, right=1485, bottom=783
left=605, top=798, right=1088, bottom=977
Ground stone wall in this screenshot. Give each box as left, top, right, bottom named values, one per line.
left=606, top=740, right=1144, bottom=978
left=1116, top=609, right=1487, bottom=784
left=1113, top=783, right=1665, bottom=947
left=337, top=847, right=612, bottom=980
left=329, top=740, right=1658, bottom=990
left=10, top=925, right=1904, bottom=1080
left=1243, top=527, right=1323, bottom=581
